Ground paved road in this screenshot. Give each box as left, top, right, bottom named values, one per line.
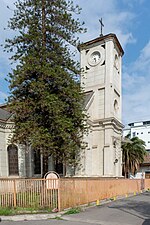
left=1, top=192, right=150, bottom=225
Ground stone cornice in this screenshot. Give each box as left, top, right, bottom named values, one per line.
left=87, top=117, right=124, bottom=132
left=101, top=117, right=124, bottom=129
left=78, top=33, right=124, bottom=56
left=0, top=120, right=14, bottom=129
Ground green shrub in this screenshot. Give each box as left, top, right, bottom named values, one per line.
left=64, top=207, right=81, bottom=215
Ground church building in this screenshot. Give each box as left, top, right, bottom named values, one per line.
left=0, top=32, right=124, bottom=178
left=76, top=33, right=124, bottom=177
left=0, top=105, right=41, bottom=177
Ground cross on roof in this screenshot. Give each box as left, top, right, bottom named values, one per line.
left=99, top=18, right=104, bottom=37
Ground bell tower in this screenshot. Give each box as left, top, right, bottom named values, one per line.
left=77, top=33, right=124, bottom=177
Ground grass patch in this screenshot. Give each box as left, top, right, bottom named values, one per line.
left=54, top=216, right=64, bottom=220
left=64, top=207, right=81, bottom=215
left=0, top=207, right=52, bottom=216
left=0, top=207, right=15, bottom=216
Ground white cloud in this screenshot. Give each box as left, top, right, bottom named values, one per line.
left=123, top=0, right=145, bottom=8
left=1, top=0, right=149, bottom=126
left=74, top=0, right=137, bottom=49
left=122, top=71, right=145, bottom=91
left=102, top=10, right=137, bottom=48
left=0, top=91, right=8, bottom=103
left=132, top=41, right=150, bottom=73
left=123, top=86, right=150, bottom=124
left=123, top=39, right=150, bottom=124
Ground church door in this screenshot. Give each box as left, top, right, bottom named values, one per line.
left=7, top=144, right=19, bottom=176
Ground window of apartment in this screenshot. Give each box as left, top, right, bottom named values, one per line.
left=137, top=133, right=139, bottom=135
left=141, top=132, right=143, bottom=134
left=148, top=131, right=150, bottom=134
left=148, top=141, right=150, bottom=144
left=132, top=132, right=136, bottom=137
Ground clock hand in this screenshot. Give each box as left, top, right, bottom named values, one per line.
left=94, top=57, right=96, bottom=62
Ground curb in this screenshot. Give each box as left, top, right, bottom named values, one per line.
left=0, top=212, right=63, bottom=221
left=0, top=191, right=148, bottom=221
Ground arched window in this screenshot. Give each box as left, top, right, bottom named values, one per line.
left=114, top=99, right=119, bottom=113
left=7, top=144, right=19, bottom=176
left=34, top=149, right=41, bottom=174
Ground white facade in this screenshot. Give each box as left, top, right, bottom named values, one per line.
left=124, top=121, right=150, bottom=150
left=0, top=106, right=41, bottom=178
left=123, top=121, right=150, bottom=175
left=1, top=33, right=124, bottom=178
left=76, top=33, right=124, bottom=177
left=0, top=106, right=64, bottom=178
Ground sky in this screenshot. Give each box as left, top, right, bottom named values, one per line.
left=0, top=0, right=150, bottom=126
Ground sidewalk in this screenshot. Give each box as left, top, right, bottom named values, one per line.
left=0, top=192, right=150, bottom=225
left=0, top=212, right=63, bottom=221
left=0, top=197, right=114, bottom=221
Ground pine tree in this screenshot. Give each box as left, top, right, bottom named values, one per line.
left=5, top=0, right=87, bottom=174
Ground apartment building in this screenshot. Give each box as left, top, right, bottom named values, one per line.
left=123, top=121, right=150, bottom=178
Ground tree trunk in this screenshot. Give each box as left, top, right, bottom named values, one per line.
left=42, top=0, right=46, bottom=48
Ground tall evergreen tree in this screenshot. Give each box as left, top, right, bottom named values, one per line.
left=5, top=0, right=87, bottom=174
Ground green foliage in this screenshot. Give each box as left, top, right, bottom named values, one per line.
left=122, top=135, right=147, bottom=178
left=64, top=207, right=81, bottom=215
left=54, top=216, right=64, bottom=220
left=4, top=0, right=87, bottom=171
left=0, top=207, right=14, bottom=216
left=0, top=207, right=52, bottom=215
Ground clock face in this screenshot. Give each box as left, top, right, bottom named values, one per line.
left=88, top=51, right=101, bottom=66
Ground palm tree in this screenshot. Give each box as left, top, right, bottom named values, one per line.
left=122, top=134, right=146, bottom=178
